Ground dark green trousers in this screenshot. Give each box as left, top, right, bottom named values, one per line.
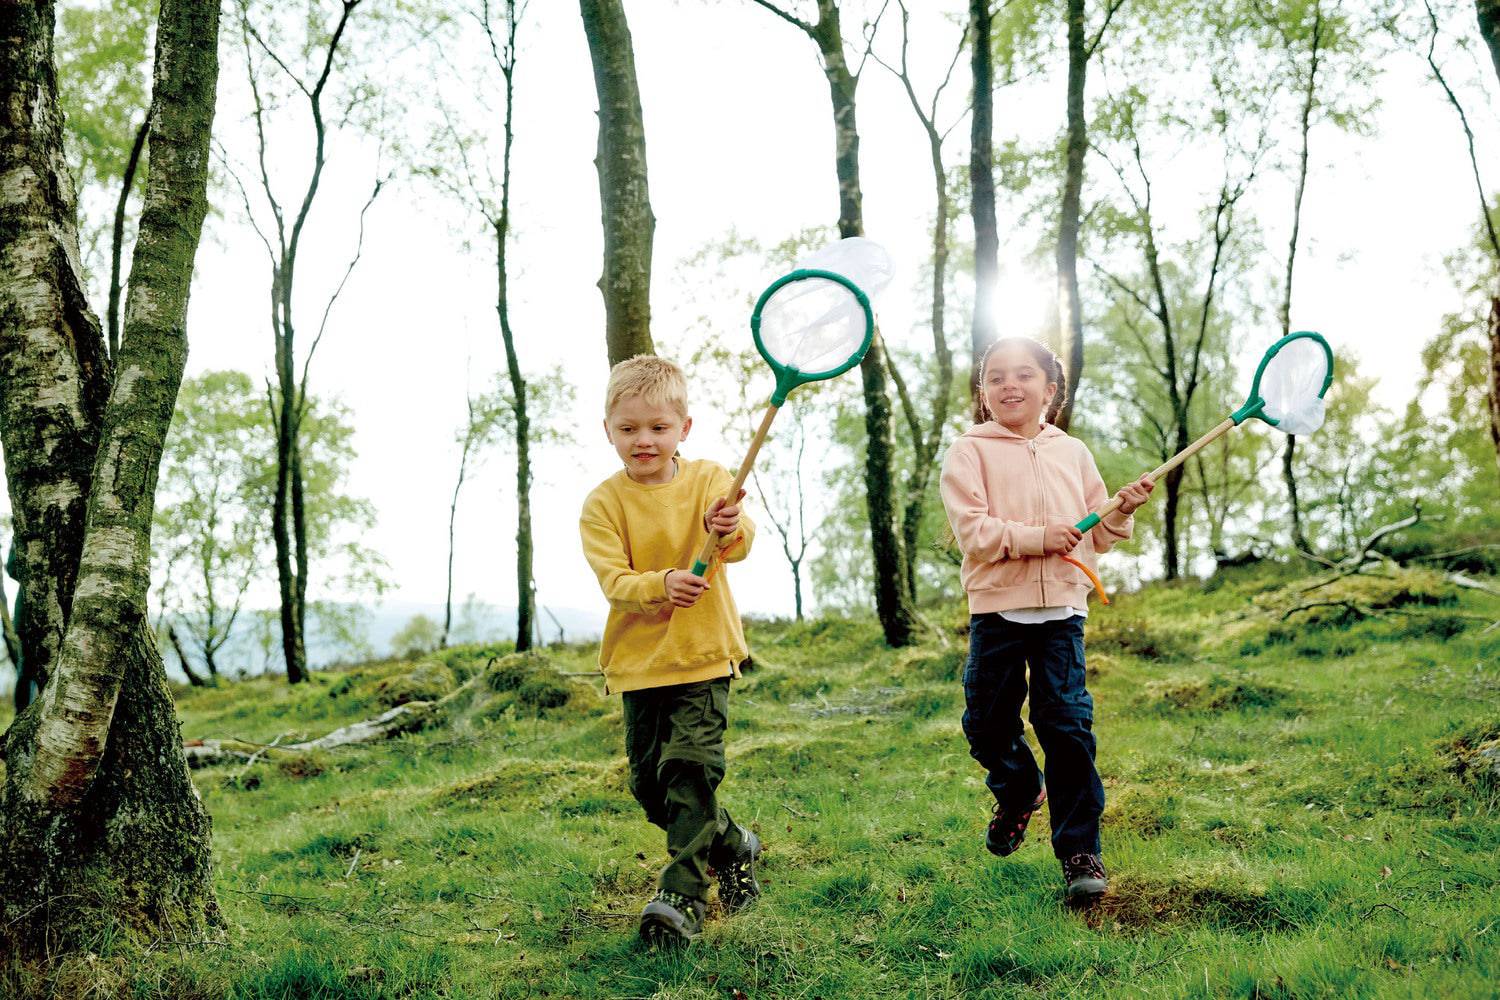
left=622, top=676, right=746, bottom=901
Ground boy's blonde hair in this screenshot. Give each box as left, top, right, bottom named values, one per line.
left=604, top=355, right=689, bottom=418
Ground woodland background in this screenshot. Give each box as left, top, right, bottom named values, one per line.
left=1, top=1, right=1498, bottom=997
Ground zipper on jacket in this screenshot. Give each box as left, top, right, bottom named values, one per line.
left=1027, top=438, right=1047, bottom=606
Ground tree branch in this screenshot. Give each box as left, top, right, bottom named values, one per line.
left=1084, top=0, right=1126, bottom=60
left=748, top=0, right=815, bottom=36
left=1424, top=0, right=1500, bottom=264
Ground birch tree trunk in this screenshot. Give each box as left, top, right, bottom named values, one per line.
left=580, top=0, right=656, bottom=367
left=753, top=0, right=920, bottom=646
left=0, top=0, right=221, bottom=954
left=970, top=0, right=998, bottom=398
left=1054, top=0, right=1087, bottom=430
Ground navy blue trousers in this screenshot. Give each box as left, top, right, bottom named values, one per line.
left=961, top=613, right=1104, bottom=858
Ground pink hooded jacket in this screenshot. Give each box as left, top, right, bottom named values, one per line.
left=939, top=422, right=1133, bottom=614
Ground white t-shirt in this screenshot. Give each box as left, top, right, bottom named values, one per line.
left=998, top=606, right=1087, bottom=624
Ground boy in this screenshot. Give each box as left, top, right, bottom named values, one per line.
left=579, top=355, right=762, bottom=945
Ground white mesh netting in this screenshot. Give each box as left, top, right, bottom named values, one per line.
left=758, top=275, right=869, bottom=375
left=797, top=237, right=895, bottom=298
left=1258, top=335, right=1330, bottom=435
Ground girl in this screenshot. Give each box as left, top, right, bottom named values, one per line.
left=939, top=337, right=1153, bottom=903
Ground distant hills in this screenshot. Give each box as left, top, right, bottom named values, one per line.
left=159, top=600, right=605, bottom=682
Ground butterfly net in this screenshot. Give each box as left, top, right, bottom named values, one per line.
left=757, top=276, right=869, bottom=376
left=1258, top=335, right=1330, bottom=435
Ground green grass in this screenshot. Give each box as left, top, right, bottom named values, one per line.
left=9, top=563, right=1500, bottom=998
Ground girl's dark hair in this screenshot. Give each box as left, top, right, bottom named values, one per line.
left=973, top=337, right=1068, bottom=426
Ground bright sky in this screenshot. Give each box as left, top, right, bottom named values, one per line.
left=6, top=1, right=1499, bottom=632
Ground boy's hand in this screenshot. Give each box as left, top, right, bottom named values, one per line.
left=1044, top=521, right=1084, bottom=554
left=704, top=489, right=747, bottom=536
left=1114, top=474, right=1155, bottom=516
left=664, top=569, right=709, bottom=608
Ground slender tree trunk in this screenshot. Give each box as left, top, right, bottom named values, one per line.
left=291, top=437, right=310, bottom=668
left=167, top=623, right=209, bottom=688
left=1054, top=0, right=1087, bottom=430
left=1476, top=0, right=1500, bottom=482
left=272, top=385, right=306, bottom=682
left=970, top=0, right=998, bottom=399
left=442, top=429, right=471, bottom=651
left=1490, top=295, right=1500, bottom=484
left=1278, top=1, right=1322, bottom=554
left=580, top=0, right=655, bottom=366
left=498, top=214, right=535, bottom=652
left=750, top=0, right=917, bottom=643
left=791, top=561, right=804, bottom=621
left=0, top=0, right=220, bottom=954
left=897, top=126, right=953, bottom=599
left=1163, top=426, right=1187, bottom=580
left=882, top=3, right=961, bottom=605
left=107, top=116, right=150, bottom=361
left=244, top=0, right=362, bottom=685
left=816, top=2, right=920, bottom=646
left=1141, top=195, right=1184, bottom=580
left=495, top=3, right=535, bottom=654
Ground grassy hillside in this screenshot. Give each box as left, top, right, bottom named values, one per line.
left=5, top=562, right=1499, bottom=998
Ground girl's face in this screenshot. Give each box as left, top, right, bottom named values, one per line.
left=981, top=343, right=1056, bottom=433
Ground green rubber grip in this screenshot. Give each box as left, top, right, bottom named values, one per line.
left=690, top=559, right=709, bottom=577
left=1075, top=512, right=1101, bottom=532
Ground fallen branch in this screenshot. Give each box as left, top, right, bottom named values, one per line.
left=1447, top=572, right=1500, bottom=598
left=182, top=663, right=517, bottom=768
left=226, top=731, right=289, bottom=787
left=1280, top=599, right=1382, bottom=622
left=1297, top=507, right=1424, bottom=595
left=183, top=703, right=436, bottom=769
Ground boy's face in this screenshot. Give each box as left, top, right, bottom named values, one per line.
left=604, top=394, right=692, bottom=485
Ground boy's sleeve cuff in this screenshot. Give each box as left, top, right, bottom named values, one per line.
left=1019, top=525, right=1047, bottom=556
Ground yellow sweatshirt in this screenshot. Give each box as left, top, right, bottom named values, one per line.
left=579, top=458, right=755, bottom=693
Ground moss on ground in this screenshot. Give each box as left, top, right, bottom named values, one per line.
left=4, top=562, right=1498, bottom=998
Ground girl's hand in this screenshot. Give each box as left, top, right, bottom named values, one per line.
left=1115, top=475, right=1155, bottom=516
left=1043, top=522, right=1083, bottom=554
left=704, top=489, right=747, bottom=536
left=664, top=569, right=709, bottom=608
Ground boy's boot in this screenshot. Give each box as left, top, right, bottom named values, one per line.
left=639, top=890, right=705, bottom=945
left=986, top=787, right=1046, bottom=857
left=715, top=825, right=761, bottom=912
left=1062, top=853, right=1108, bottom=904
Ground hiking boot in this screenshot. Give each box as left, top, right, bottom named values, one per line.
left=639, top=890, right=705, bottom=945
left=1062, top=853, right=1108, bottom=904
left=715, top=826, right=762, bottom=913
left=986, top=787, right=1046, bottom=857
